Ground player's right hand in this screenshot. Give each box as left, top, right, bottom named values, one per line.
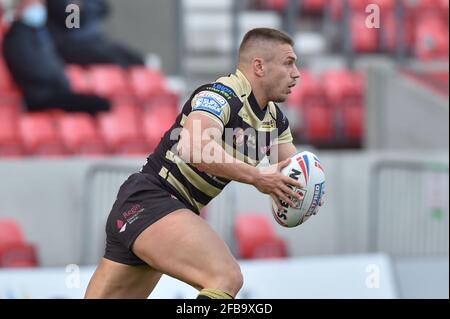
left=253, top=158, right=303, bottom=210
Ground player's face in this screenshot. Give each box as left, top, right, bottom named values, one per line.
left=264, top=43, right=300, bottom=103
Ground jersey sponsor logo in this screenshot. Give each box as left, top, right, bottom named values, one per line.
left=210, top=83, right=236, bottom=99
left=192, top=91, right=228, bottom=117
left=261, top=119, right=276, bottom=129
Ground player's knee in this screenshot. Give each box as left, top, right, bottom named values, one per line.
left=217, top=262, right=243, bottom=295
left=231, top=264, right=244, bottom=293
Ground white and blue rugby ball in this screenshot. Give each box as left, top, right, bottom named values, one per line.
left=272, top=151, right=325, bottom=228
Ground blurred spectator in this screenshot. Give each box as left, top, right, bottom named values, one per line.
left=47, top=0, right=144, bottom=67
left=2, top=0, right=110, bottom=115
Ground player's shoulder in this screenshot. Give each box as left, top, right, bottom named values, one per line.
left=191, top=80, right=242, bottom=107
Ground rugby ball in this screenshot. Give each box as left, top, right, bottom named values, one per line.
left=271, top=151, right=325, bottom=227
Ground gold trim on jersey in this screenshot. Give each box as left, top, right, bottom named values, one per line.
left=158, top=166, right=204, bottom=211
left=180, top=114, right=188, bottom=126
left=165, top=150, right=222, bottom=198
left=274, top=127, right=293, bottom=145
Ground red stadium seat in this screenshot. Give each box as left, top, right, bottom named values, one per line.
left=98, top=107, right=148, bottom=155
left=250, top=237, right=288, bottom=259
left=302, top=0, right=326, bottom=12
left=382, top=11, right=416, bottom=52
left=261, top=0, right=288, bottom=11
left=330, top=0, right=394, bottom=19
left=0, top=242, right=38, bottom=268
left=0, top=218, right=38, bottom=268
left=287, top=70, right=326, bottom=109
left=350, top=12, right=379, bottom=52
left=0, top=218, right=25, bottom=246
left=20, top=113, right=67, bottom=156
left=65, top=65, right=92, bottom=94
left=89, top=65, right=130, bottom=98
left=415, top=17, right=449, bottom=60
left=0, top=57, right=21, bottom=98
left=234, top=214, right=288, bottom=259
left=0, top=104, right=24, bottom=157
left=341, top=104, right=364, bottom=141
left=322, top=70, right=365, bottom=107
left=57, top=113, right=107, bottom=155
left=142, top=105, right=178, bottom=150
left=128, top=67, right=166, bottom=99
left=302, top=105, right=335, bottom=143
left=404, top=0, right=445, bottom=11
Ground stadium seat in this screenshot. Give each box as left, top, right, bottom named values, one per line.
left=302, top=0, right=326, bottom=13
left=0, top=218, right=38, bottom=268
left=415, top=17, right=449, bottom=60
left=234, top=214, right=288, bottom=259
left=261, top=0, right=288, bottom=11
left=57, top=113, right=107, bottom=155
left=98, top=106, right=149, bottom=155
left=128, top=67, right=166, bottom=99
left=330, top=0, right=394, bottom=19
left=0, top=104, right=24, bottom=157
left=382, top=10, right=416, bottom=52
left=302, top=105, right=335, bottom=144
left=65, top=65, right=92, bottom=94
left=341, top=104, right=364, bottom=142
left=0, top=242, right=38, bottom=268
left=89, top=65, right=130, bottom=98
left=0, top=218, right=25, bottom=246
left=142, top=105, right=178, bottom=151
left=0, top=57, right=21, bottom=98
left=350, top=12, right=379, bottom=52
left=322, top=70, right=365, bottom=107
left=404, top=0, right=445, bottom=11
left=287, top=70, right=326, bottom=109
left=20, top=113, right=67, bottom=156
left=250, top=237, right=288, bottom=259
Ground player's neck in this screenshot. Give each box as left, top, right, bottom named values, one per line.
left=250, top=85, right=269, bottom=110
left=238, top=68, right=269, bottom=109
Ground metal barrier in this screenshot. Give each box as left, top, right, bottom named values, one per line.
left=80, top=162, right=238, bottom=264
left=369, top=160, right=449, bottom=256
left=81, top=163, right=141, bottom=264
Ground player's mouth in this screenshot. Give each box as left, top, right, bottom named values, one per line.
left=287, top=83, right=296, bottom=93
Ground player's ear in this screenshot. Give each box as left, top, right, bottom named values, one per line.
left=253, top=58, right=264, bottom=77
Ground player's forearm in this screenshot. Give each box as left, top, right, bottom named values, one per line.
left=179, top=138, right=258, bottom=185
left=196, top=150, right=259, bottom=185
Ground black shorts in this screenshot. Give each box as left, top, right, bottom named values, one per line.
left=104, top=171, right=189, bottom=265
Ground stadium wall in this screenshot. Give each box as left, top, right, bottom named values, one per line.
left=0, top=151, right=447, bottom=267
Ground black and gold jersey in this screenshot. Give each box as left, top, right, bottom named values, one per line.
left=142, top=70, right=293, bottom=213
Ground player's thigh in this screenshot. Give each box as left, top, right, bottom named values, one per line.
left=131, top=209, right=241, bottom=290
left=85, top=258, right=162, bottom=299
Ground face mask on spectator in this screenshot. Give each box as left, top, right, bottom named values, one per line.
left=21, top=3, right=47, bottom=28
